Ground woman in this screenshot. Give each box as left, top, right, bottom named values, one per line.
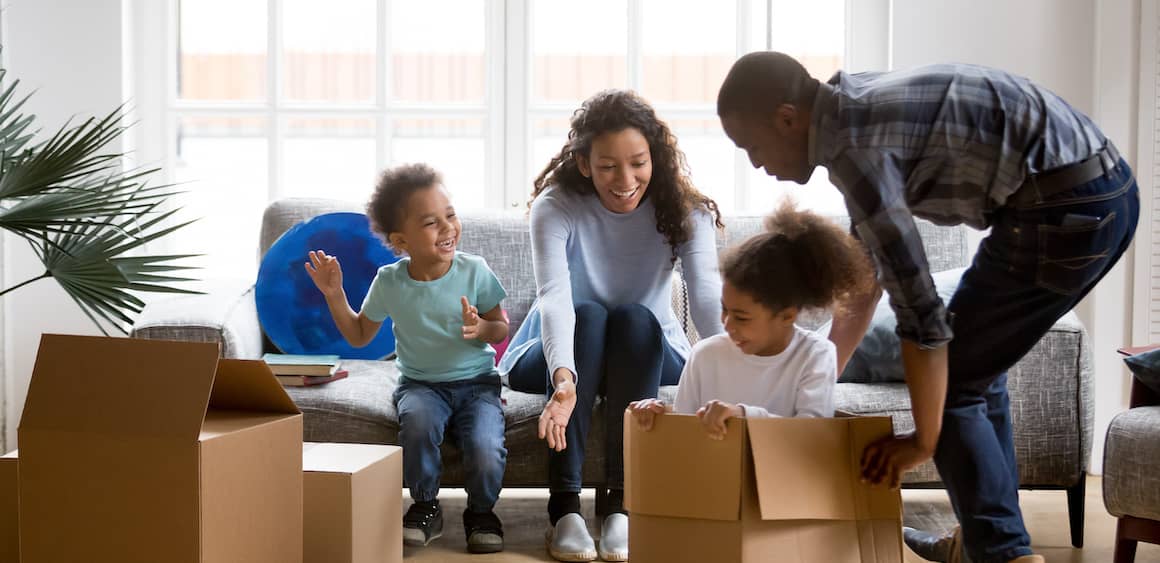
left=499, top=89, right=724, bottom=562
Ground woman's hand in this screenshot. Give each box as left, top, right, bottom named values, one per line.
left=538, top=369, right=578, bottom=451
left=695, top=400, right=743, bottom=440
left=628, top=399, right=666, bottom=431
left=304, top=250, right=344, bottom=298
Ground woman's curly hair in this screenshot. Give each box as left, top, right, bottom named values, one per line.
left=529, top=89, right=723, bottom=260
left=721, top=200, right=876, bottom=314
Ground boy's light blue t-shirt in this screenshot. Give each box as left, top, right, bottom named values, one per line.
left=361, top=252, right=507, bottom=383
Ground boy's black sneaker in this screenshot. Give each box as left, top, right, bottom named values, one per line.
left=403, top=500, right=443, bottom=547
left=463, top=508, right=504, bottom=554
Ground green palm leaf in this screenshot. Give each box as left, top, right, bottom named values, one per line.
left=0, top=61, right=203, bottom=334
left=29, top=209, right=202, bottom=335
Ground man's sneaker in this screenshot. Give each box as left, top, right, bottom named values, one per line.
left=403, top=501, right=443, bottom=547
left=903, top=526, right=966, bottom=563
left=463, top=508, right=504, bottom=554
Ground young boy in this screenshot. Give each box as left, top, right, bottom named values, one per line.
left=305, top=163, right=509, bottom=554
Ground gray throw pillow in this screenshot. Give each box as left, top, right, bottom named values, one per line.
left=1124, top=347, right=1160, bottom=396
left=838, top=267, right=966, bottom=383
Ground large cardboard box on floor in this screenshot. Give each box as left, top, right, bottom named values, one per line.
left=302, top=442, right=403, bottom=563
left=18, top=334, right=304, bottom=563
left=1, top=450, right=16, bottom=563
left=625, top=412, right=903, bottom=563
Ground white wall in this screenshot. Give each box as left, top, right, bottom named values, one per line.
left=1, top=0, right=124, bottom=450
left=892, top=0, right=1139, bottom=473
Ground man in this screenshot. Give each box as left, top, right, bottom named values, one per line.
left=717, top=51, right=1139, bottom=563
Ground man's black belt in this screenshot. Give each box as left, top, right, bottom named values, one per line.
left=1008, top=143, right=1120, bottom=207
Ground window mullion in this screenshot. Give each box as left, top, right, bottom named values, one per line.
left=485, top=0, right=506, bottom=209
left=377, top=0, right=391, bottom=171
left=503, top=0, right=529, bottom=209
left=267, top=0, right=282, bottom=201
left=627, top=0, right=642, bottom=91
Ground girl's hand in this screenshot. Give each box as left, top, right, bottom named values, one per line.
left=695, top=400, right=743, bottom=440
left=461, top=296, right=480, bottom=340
left=628, top=399, right=666, bottom=431
left=304, top=250, right=344, bottom=297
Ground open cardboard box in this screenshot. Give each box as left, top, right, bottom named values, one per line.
left=17, top=334, right=304, bottom=563
left=625, top=412, right=903, bottom=562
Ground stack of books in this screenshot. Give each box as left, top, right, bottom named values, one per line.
left=262, top=353, right=348, bottom=387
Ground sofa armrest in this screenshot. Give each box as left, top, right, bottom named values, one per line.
left=130, top=280, right=264, bottom=359
left=1006, top=310, right=1093, bottom=485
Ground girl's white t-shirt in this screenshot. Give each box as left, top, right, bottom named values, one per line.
left=673, top=327, right=836, bottom=419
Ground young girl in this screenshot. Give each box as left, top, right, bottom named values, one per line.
left=305, top=163, right=509, bottom=554
left=630, top=201, right=874, bottom=438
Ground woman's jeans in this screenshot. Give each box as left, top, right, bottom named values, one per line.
left=507, top=301, right=684, bottom=496
left=940, top=158, right=1139, bottom=562
left=393, top=373, right=507, bottom=513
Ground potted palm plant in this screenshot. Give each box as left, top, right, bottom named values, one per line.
left=0, top=63, right=199, bottom=335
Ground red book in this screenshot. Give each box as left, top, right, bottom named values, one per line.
left=276, top=369, right=349, bottom=387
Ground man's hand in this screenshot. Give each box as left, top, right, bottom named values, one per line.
left=538, top=375, right=577, bottom=451
left=860, top=432, right=933, bottom=489
left=304, top=250, right=344, bottom=298
left=628, top=399, right=666, bottom=431
left=695, top=400, right=744, bottom=440
left=461, top=296, right=480, bottom=340
left=859, top=340, right=947, bottom=488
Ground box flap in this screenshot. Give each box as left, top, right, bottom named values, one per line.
left=624, top=412, right=745, bottom=522
left=209, top=359, right=301, bottom=414
left=19, top=334, right=218, bottom=441
left=747, top=416, right=899, bottom=521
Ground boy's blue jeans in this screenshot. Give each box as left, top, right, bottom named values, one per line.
left=939, top=157, right=1139, bottom=562
left=393, top=373, right=507, bottom=512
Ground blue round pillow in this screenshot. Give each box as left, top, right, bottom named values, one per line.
left=256, top=212, right=399, bottom=359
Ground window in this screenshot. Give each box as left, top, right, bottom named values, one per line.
left=132, top=0, right=879, bottom=279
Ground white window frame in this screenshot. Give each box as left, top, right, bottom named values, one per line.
left=127, top=0, right=890, bottom=217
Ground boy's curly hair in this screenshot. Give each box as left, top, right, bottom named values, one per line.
left=529, top=89, right=723, bottom=261
left=721, top=200, right=875, bottom=314
left=366, top=163, right=443, bottom=242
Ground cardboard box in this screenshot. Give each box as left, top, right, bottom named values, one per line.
left=303, top=442, right=403, bottom=563
left=1, top=450, right=16, bottom=563
left=625, top=413, right=903, bottom=563
left=18, top=334, right=304, bottom=563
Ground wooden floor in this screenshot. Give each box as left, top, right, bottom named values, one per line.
left=402, top=476, right=1160, bottom=562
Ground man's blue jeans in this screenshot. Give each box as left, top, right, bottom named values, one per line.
left=939, top=157, right=1139, bottom=562
left=393, top=373, right=507, bottom=512
left=507, top=301, right=684, bottom=495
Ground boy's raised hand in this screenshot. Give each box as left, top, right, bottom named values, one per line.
left=628, top=399, right=666, bottom=431
left=304, top=250, right=344, bottom=297
left=460, top=296, right=480, bottom=339
left=695, top=400, right=744, bottom=440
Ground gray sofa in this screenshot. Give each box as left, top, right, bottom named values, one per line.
left=131, top=197, right=1094, bottom=547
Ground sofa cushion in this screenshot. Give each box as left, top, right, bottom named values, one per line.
left=834, top=310, right=1090, bottom=487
